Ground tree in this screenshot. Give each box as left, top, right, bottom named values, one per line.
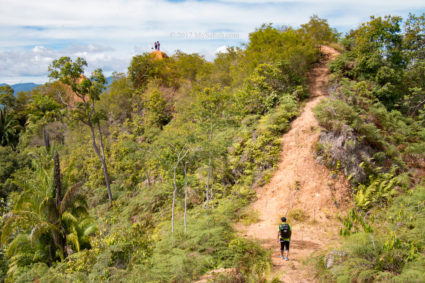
left=352, top=16, right=405, bottom=77
left=0, top=109, right=20, bottom=148
left=244, top=24, right=287, bottom=71
left=1, top=151, right=95, bottom=271
left=404, top=13, right=425, bottom=62
left=128, top=53, right=179, bottom=90
left=237, top=63, right=299, bottom=116
left=0, top=146, right=23, bottom=201
left=243, top=24, right=318, bottom=88
left=0, top=85, right=15, bottom=110
left=171, top=146, right=189, bottom=236
left=153, top=117, right=197, bottom=235
left=173, top=51, right=207, bottom=82
left=345, top=16, right=406, bottom=108
left=99, top=73, right=134, bottom=123
left=300, top=15, right=339, bottom=44
left=25, top=93, right=63, bottom=137
left=335, top=14, right=424, bottom=111
left=48, top=57, right=113, bottom=204
left=128, top=53, right=159, bottom=90
left=143, top=87, right=172, bottom=129
left=403, top=13, right=425, bottom=115
left=209, top=47, right=240, bottom=87
left=189, top=86, right=232, bottom=208
left=183, top=161, right=188, bottom=233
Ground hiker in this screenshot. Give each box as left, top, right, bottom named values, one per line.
left=154, top=41, right=158, bottom=50
left=277, top=216, right=292, bottom=261
left=157, top=41, right=160, bottom=51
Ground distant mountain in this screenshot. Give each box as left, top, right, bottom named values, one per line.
left=106, top=76, right=113, bottom=86
left=1, top=77, right=113, bottom=95
left=0, top=83, right=40, bottom=94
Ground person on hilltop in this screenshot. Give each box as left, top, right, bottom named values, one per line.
left=154, top=41, right=158, bottom=51
left=277, top=216, right=292, bottom=261
left=157, top=41, right=160, bottom=51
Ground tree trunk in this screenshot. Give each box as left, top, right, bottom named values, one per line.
left=209, top=165, right=214, bottom=207
left=145, top=169, right=151, bottom=188
left=43, top=126, right=50, bottom=150
left=171, top=147, right=189, bottom=237
left=206, top=156, right=211, bottom=209
left=54, top=151, right=62, bottom=209
left=184, top=163, right=188, bottom=233
left=206, top=120, right=213, bottom=209
left=89, top=124, right=113, bottom=204
left=97, top=122, right=107, bottom=163
left=172, top=165, right=177, bottom=235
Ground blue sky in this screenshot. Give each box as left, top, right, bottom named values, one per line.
left=0, top=0, right=424, bottom=84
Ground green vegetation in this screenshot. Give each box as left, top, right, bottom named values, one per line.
left=2, top=12, right=424, bottom=282
left=314, top=13, right=425, bottom=282
left=0, top=16, right=336, bottom=282
left=287, top=208, right=307, bottom=223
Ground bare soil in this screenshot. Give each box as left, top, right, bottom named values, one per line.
left=237, top=46, right=351, bottom=282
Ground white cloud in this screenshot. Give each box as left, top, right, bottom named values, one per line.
left=215, top=45, right=228, bottom=54
left=0, top=44, right=128, bottom=83
left=0, top=0, right=424, bottom=83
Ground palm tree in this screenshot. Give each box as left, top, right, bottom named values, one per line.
left=58, top=181, right=97, bottom=253
left=1, top=150, right=96, bottom=269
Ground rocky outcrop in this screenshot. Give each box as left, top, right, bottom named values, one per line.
left=324, top=250, right=346, bottom=269
left=316, top=124, right=377, bottom=184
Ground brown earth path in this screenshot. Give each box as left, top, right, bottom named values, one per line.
left=237, top=46, right=350, bottom=282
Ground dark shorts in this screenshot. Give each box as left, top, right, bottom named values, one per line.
left=280, top=240, right=290, bottom=251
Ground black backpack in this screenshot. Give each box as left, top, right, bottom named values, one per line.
left=279, top=223, right=291, bottom=239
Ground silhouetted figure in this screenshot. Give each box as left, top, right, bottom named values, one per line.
left=157, top=41, right=160, bottom=51
left=154, top=41, right=158, bottom=50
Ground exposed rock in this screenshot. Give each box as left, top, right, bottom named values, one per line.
left=316, top=125, right=376, bottom=184
left=149, top=51, right=168, bottom=60
left=324, top=250, right=346, bottom=269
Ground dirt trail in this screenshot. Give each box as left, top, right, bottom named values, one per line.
left=238, top=46, right=350, bottom=282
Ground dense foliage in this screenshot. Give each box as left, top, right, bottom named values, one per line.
left=0, top=16, right=334, bottom=282
left=314, top=13, right=425, bottom=282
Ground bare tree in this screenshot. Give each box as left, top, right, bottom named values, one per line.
left=171, top=146, right=189, bottom=236
left=184, top=162, right=188, bottom=233
left=49, top=57, right=113, bottom=205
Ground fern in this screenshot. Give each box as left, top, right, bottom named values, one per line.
left=61, top=211, right=78, bottom=224
left=66, top=233, right=80, bottom=252
left=355, top=170, right=399, bottom=211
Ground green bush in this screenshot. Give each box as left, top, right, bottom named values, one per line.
left=0, top=17, right=323, bottom=282
left=314, top=13, right=425, bottom=282
left=324, top=186, right=425, bottom=282
left=287, top=208, right=308, bottom=222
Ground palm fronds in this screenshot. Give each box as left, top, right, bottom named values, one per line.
left=30, top=222, right=60, bottom=246
left=59, top=182, right=83, bottom=215
left=2, top=151, right=96, bottom=267
left=39, top=197, right=59, bottom=223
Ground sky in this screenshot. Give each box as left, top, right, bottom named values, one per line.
left=0, top=0, right=424, bottom=84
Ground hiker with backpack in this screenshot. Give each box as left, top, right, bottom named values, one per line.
left=277, top=217, right=292, bottom=261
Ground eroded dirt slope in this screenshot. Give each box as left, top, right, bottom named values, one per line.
left=238, top=46, right=350, bottom=282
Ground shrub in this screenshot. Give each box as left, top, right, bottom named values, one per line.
left=239, top=209, right=260, bottom=226
left=287, top=208, right=307, bottom=222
